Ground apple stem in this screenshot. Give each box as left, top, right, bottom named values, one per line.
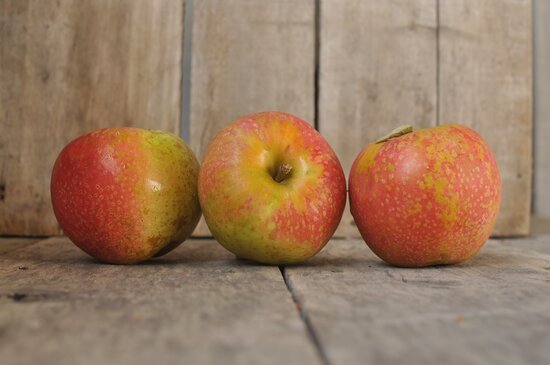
left=274, top=163, right=293, bottom=183
left=375, top=125, right=414, bottom=144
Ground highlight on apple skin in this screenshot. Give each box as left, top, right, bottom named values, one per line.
left=198, top=112, right=347, bottom=265
left=50, top=127, right=201, bottom=264
left=349, top=124, right=501, bottom=267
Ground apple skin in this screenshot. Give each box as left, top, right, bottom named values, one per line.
left=198, top=112, right=346, bottom=265
left=51, top=127, right=201, bottom=264
left=349, top=124, right=501, bottom=267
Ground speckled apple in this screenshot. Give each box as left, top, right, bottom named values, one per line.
left=349, top=124, right=501, bottom=267
left=198, top=112, right=347, bottom=265
left=51, top=127, right=201, bottom=264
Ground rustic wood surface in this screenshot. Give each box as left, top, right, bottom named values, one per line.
left=285, top=235, right=550, bottom=365
left=0, top=0, right=184, bottom=236
left=2, top=226, right=549, bottom=365
left=318, top=0, right=437, bottom=237
left=511, top=216, right=550, bottom=254
left=1, top=1, right=536, bottom=238
left=189, top=0, right=315, bottom=237
left=0, top=238, right=319, bottom=365
left=439, top=0, right=533, bottom=236
left=0, top=238, right=39, bottom=255
left=0, top=3, right=544, bottom=362
left=534, top=0, right=550, bottom=218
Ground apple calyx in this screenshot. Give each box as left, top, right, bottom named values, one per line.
left=375, top=125, right=414, bottom=144
left=273, top=163, right=293, bottom=183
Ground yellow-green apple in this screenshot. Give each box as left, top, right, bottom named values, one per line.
left=51, top=127, right=201, bottom=264
left=349, top=124, right=501, bottom=267
left=198, top=112, right=346, bottom=265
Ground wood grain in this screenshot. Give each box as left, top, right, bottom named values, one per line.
left=318, top=0, right=438, bottom=237
left=0, top=0, right=184, bottom=235
left=530, top=216, right=550, bottom=244
left=2, top=235, right=549, bottom=364
left=285, top=238, right=550, bottom=365
left=0, top=238, right=319, bottom=365
left=439, top=0, right=533, bottom=236
left=189, top=0, right=315, bottom=236
left=0, top=238, right=39, bottom=255
left=534, top=0, right=550, bottom=218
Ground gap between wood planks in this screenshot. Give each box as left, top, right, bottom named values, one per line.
left=279, top=266, right=331, bottom=365
left=313, top=0, right=321, bottom=131
left=435, top=0, right=440, bottom=125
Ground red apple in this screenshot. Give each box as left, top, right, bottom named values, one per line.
left=198, top=112, right=346, bottom=265
left=349, top=124, right=501, bottom=267
left=51, top=127, right=201, bottom=264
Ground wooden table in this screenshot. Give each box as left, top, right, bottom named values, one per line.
left=2, top=220, right=550, bottom=365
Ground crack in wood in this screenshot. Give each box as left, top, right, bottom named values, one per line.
left=279, top=266, right=331, bottom=365
left=8, top=293, right=27, bottom=302
left=5, top=289, right=70, bottom=303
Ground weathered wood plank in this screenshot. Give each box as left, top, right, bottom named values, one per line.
left=506, top=216, right=550, bottom=254
left=318, top=0, right=438, bottom=237
left=534, top=0, right=550, bottom=218
left=0, top=0, right=184, bottom=236
left=531, top=215, right=550, bottom=234
left=0, top=237, right=40, bottom=255
left=0, top=237, right=319, bottom=365
left=439, top=0, right=532, bottom=236
left=189, top=0, right=315, bottom=236
left=285, top=238, right=550, bottom=365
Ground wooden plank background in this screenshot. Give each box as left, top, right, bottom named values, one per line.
left=318, top=0, right=438, bottom=237
left=0, top=0, right=184, bottom=236
left=0, top=0, right=537, bottom=237
left=439, top=0, right=532, bottom=236
left=189, top=0, right=315, bottom=236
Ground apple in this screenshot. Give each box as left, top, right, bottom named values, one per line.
left=349, top=124, right=501, bottom=267
left=198, top=112, right=346, bottom=265
left=51, top=127, right=201, bottom=264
